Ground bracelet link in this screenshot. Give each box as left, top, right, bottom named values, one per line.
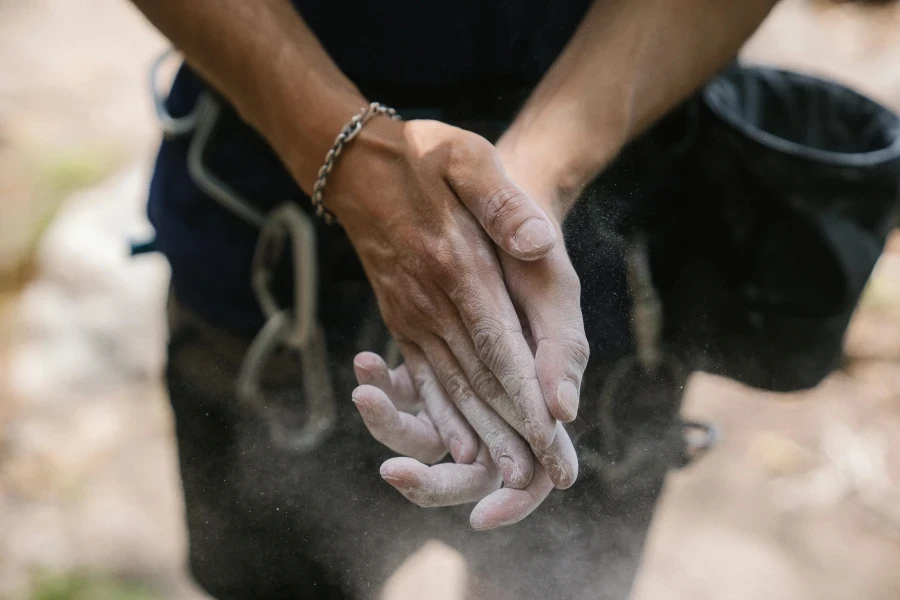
left=310, top=102, right=401, bottom=224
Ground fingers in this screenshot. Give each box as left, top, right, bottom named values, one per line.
left=352, top=384, right=447, bottom=464
left=444, top=138, right=556, bottom=261
left=503, top=248, right=590, bottom=423
left=380, top=443, right=502, bottom=508
left=420, top=339, right=535, bottom=489
left=355, top=349, right=575, bottom=489
left=380, top=445, right=559, bottom=531
left=448, top=287, right=557, bottom=451
left=535, top=421, right=578, bottom=490
left=438, top=320, right=577, bottom=489
left=402, top=345, right=480, bottom=464
left=360, top=353, right=573, bottom=521
left=535, top=335, right=589, bottom=423
left=353, top=351, right=419, bottom=412
left=469, top=464, right=555, bottom=531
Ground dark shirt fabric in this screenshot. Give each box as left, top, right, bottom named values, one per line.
left=147, top=1, right=592, bottom=335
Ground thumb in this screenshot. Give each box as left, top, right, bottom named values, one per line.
left=446, top=143, right=556, bottom=260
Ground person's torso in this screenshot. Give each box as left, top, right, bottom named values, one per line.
left=294, top=0, right=591, bottom=85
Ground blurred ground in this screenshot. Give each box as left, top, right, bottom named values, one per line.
left=1, top=0, right=899, bottom=599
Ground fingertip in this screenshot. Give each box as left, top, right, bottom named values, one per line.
left=548, top=460, right=578, bottom=490
left=381, top=458, right=440, bottom=506
left=449, top=435, right=479, bottom=465
left=351, top=384, right=392, bottom=423
left=525, top=417, right=557, bottom=453
left=380, top=457, right=421, bottom=484
left=469, top=512, right=497, bottom=532
left=469, top=489, right=536, bottom=531
left=353, top=351, right=384, bottom=369
left=353, top=351, right=387, bottom=384
left=543, top=424, right=579, bottom=489
left=351, top=383, right=385, bottom=404
left=441, top=418, right=479, bottom=465
left=507, top=217, right=556, bottom=261
left=550, top=379, right=580, bottom=423
left=497, top=455, right=534, bottom=490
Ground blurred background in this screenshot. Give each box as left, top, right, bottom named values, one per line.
left=1, top=0, right=900, bottom=598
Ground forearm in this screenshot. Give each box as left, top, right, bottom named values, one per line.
left=498, top=0, right=778, bottom=218
left=130, top=0, right=366, bottom=193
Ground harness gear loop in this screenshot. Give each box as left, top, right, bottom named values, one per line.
left=149, top=49, right=201, bottom=139
left=186, top=94, right=267, bottom=227
left=236, top=310, right=336, bottom=453
left=235, top=204, right=337, bottom=453
left=151, top=50, right=337, bottom=452
left=251, top=203, right=318, bottom=349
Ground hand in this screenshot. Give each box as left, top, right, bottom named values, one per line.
left=493, top=147, right=591, bottom=428
left=352, top=352, right=562, bottom=530
left=348, top=143, right=590, bottom=529
left=323, top=117, right=579, bottom=489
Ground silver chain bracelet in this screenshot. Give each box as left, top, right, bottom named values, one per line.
left=310, top=102, right=401, bottom=224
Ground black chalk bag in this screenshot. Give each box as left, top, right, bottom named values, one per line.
left=661, top=64, right=900, bottom=391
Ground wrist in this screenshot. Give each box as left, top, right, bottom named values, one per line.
left=312, top=114, right=409, bottom=227
left=497, top=109, right=627, bottom=221
left=260, top=46, right=369, bottom=196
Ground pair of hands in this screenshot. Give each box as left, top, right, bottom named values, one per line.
left=322, top=117, right=590, bottom=530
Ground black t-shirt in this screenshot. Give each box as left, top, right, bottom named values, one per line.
left=295, top=1, right=591, bottom=85
left=148, top=1, right=592, bottom=334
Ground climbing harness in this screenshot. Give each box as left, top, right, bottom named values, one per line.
left=151, top=50, right=337, bottom=452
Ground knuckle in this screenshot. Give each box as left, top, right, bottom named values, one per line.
left=483, top=186, right=528, bottom=233
left=428, top=245, right=458, bottom=281
left=471, top=318, right=526, bottom=391
left=484, top=428, right=517, bottom=458
left=471, top=316, right=506, bottom=361
left=446, top=137, right=477, bottom=171
left=411, top=369, right=435, bottom=398
left=550, top=260, right=581, bottom=295
left=496, top=366, right=528, bottom=399
left=445, top=133, right=490, bottom=175
left=564, top=334, right=591, bottom=367
left=405, top=280, right=440, bottom=314
left=564, top=267, right=582, bottom=293
left=443, top=372, right=471, bottom=406
left=468, top=362, right=496, bottom=396
left=428, top=410, right=454, bottom=432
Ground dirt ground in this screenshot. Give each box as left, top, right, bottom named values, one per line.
left=1, top=1, right=900, bottom=599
